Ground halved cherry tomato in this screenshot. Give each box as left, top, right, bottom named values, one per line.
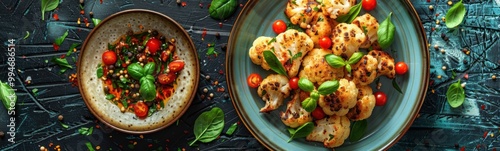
left=319, top=36, right=332, bottom=49
left=312, top=107, right=326, bottom=120
left=247, top=73, right=263, bottom=88
left=158, top=72, right=176, bottom=85
left=362, top=0, right=377, bottom=11
left=395, top=62, right=408, bottom=75
left=102, top=50, right=117, bottom=65
left=134, top=101, right=149, bottom=118
left=374, top=91, right=387, bottom=106
left=146, top=38, right=161, bottom=54
left=289, top=77, right=300, bottom=90
left=168, top=60, right=185, bottom=73
left=272, top=20, right=287, bottom=34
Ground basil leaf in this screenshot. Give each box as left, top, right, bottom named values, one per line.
left=92, top=18, right=102, bottom=26
left=350, top=119, right=367, bottom=142
left=298, top=78, right=314, bottom=92
left=139, top=78, right=156, bottom=102
left=0, top=81, right=16, bottom=111
left=105, top=94, right=115, bottom=100
left=347, top=52, right=364, bottom=65
left=345, top=64, right=352, bottom=74
left=336, top=3, right=362, bottom=23
left=267, top=38, right=276, bottom=45
left=287, top=122, right=314, bottom=142
left=309, top=91, right=320, bottom=100
left=66, top=43, right=80, bottom=56
left=96, top=64, right=103, bottom=78
left=318, top=80, right=339, bottom=95
left=392, top=78, right=403, bottom=94
left=325, top=54, right=346, bottom=68
left=144, top=75, right=155, bottom=82
left=301, top=97, right=317, bottom=112
left=292, top=52, right=303, bottom=60
left=445, top=0, right=466, bottom=28
left=85, top=142, right=95, bottom=151
left=377, top=12, right=396, bottom=49
left=287, top=128, right=296, bottom=135
left=127, top=63, right=144, bottom=80
left=54, top=30, right=68, bottom=46
left=446, top=80, right=465, bottom=108
left=41, top=0, right=59, bottom=20
left=225, top=122, right=238, bottom=135
left=52, top=58, right=73, bottom=69
left=209, top=0, right=238, bottom=20
left=143, top=62, right=156, bottom=75
left=286, top=22, right=304, bottom=32
left=190, top=107, right=225, bottom=146
left=206, top=43, right=218, bottom=55
left=263, top=50, right=288, bottom=77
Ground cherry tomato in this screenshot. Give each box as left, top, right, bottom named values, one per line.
left=133, top=101, right=149, bottom=118
left=395, top=62, right=409, bottom=75
left=312, top=107, right=326, bottom=120
left=319, top=36, right=332, bottom=49
left=289, top=77, right=300, bottom=90
left=374, top=91, right=387, bottom=106
left=168, top=60, right=185, bottom=73
left=158, top=72, right=176, bottom=85
left=102, top=50, right=117, bottom=65
left=362, top=0, right=377, bottom=11
left=272, top=20, right=287, bottom=34
left=247, top=73, right=263, bottom=88
left=146, top=38, right=161, bottom=54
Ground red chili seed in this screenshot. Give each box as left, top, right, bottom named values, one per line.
left=53, top=13, right=59, bottom=20
left=483, top=131, right=488, bottom=138
left=60, top=54, right=66, bottom=59
left=181, top=2, right=187, bottom=7
left=53, top=43, right=60, bottom=51
left=219, top=69, right=224, bottom=74
left=240, top=3, right=243, bottom=7
left=460, top=147, right=465, bottom=151
left=481, top=104, right=485, bottom=110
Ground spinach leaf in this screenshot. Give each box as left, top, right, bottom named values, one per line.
left=446, top=80, right=465, bottom=108
left=96, top=64, right=104, bottom=78
left=52, top=58, right=73, bottom=69
left=66, top=43, right=80, bottom=56
left=377, top=12, right=396, bottom=49
left=301, top=97, right=317, bottom=112
left=263, top=50, right=288, bottom=77
left=298, top=78, right=314, bottom=92
left=325, top=54, right=346, bottom=68
left=139, top=78, right=156, bottom=102
left=350, top=119, right=367, bottom=142
left=392, top=78, right=403, bottom=94
left=190, top=107, right=225, bottom=146
left=287, top=122, right=314, bottom=142
left=445, top=0, right=466, bottom=28
left=41, top=0, right=59, bottom=20
left=143, top=62, right=156, bottom=75
left=225, top=122, right=238, bottom=135
left=54, top=30, right=68, bottom=46
left=127, top=63, right=144, bottom=80
left=336, top=2, right=362, bottom=23
left=209, top=0, right=238, bottom=20
left=0, top=81, right=16, bottom=111
left=317, top=80, right=339, bottom=95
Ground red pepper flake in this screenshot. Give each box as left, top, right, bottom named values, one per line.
left=429, top=80, right=434, bottom=86
left=53, top=13, right=59, bottom=20
left=60, top=54, right=66, bottom=59
left=181, top=2, right=187, bottom=7
left=431, top=27, right=435, bottom=31
left=80, top=10, right=85, bottom=15
left=199, top=3, right=203, bottom=8
left=84, top=17, right=89, bottom=24
left=53, top=43, right=60, bottom=51
left=435, top=13, right=440, bottom=17
left=218, top=22, right=223, bottom=28
left=201, top=28, right=207, bottom=40
left=460, top=147, right=465, bottom=151
left=217, top=87, right=225, bottom=92
left=166, top=139, right=170, bottom=142
left=240, top=3, right=244, bottom=7
left=148, top=144, right=153, bottom=148
left=481, top=104, right=486, bottom=110
left=207, top=4, right=211, bottom=8
left=218, top=69, right=224, bottom=75
left=483, top=131, right=488, bottom=138
left=100, top=0, right=103, bottom=4
left=493, top=148, right=497, bottom=151
left=477, top=144, right=481, bottom=149
left=427, top=0, right=430, bottom=2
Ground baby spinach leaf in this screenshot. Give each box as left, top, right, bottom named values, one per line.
left=445, top=0, right=466, bottom=28
left=325, top=54, right=346, bottom=68
left=127, top=63, right=144, bottom=80
left=225, top=122, right=238, bottom=135
left=190, top=107, right=225, bottom=146
left=139, top=78, right=156, bottom=102
left=52, top=58, right=73, bottom=69
left=346, top=52, right=364, bottom=65
left=298, top=78, right=314, bottom=92
left=377, top=12, right=396, bottom=49
left=301, top=97, right=317, bottom=112
left=54, top=30, right=68, bottom=46
left=209, top=0, right=238, bottom=20
left=263, top=50, right=288, bottom=77
left=41, top=0, right=59, bottom=20
left=392, top=78, right=403, bottom=94
left=143, top=62, right=156, bottom=75
left=287, top=122, right=314, bottom=142
left=446, top=80, right=465, bottom=108
left=336, top=2, right=362, bottom=23
left=350, top=119, right=367, bottom=142
left=0, top=81, right=16, bottom=111
left=318, top=80, right=339, bottom=95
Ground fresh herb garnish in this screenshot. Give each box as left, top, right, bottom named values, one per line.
left=66, top=43, right=81, bottom=56
left=52, top=58, right=73, bottom=69
left=377, top=12, right=396, bottom=49
left=54, top=30, right=68, bottom=46
left=23, top=31, right=30, bottom=39
left=392, top=78, right=403, bottom=94
left=32, top=88, right=39, bottom=96
left=446, top=80, right=465, bottom=108
left=263, top=50, right=288, bottom=77
left=96, top=64, right=104, bottom=78
left=190, top=107, right=225, bottom=146
left=287, top=122, right=314, bottom=142
left=225, top=122, right=238, bottom=135
left=78, top=127, right=94, bottom=136
left=41, top=0, right=59, bottom=20
left=350, top=119, right=367, bottom=142
left=105, top=94, right=115, bottom=100
left=0, top=81, right=16, bottom=111
left=85, top=142, right=95, bottom=151
left=209, top=0, right=238, bottom=20
left=324, top=52, right=363, bottom=74
left=92, top=18, right=102, bottom=26
left=298, top=78, right=339, bottom=112
left=206, top=43, right=218, bottom=56
left=445, top=0, right=466, bottom=28
left=60, top=122, right=69, bottom=129
left=268, top=38, right=276, bottom=45
left=336, top=2, right=362, bottom=23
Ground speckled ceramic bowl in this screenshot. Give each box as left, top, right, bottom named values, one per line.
left=77, top=9, right=199, bottom=134
left=226, top=0, right=429, bottom=150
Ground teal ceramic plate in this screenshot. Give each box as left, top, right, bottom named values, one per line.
left=226, top=0, right=429, bottom=150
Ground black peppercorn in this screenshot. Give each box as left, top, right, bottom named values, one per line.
left=151, top=30, right=159, bottom=37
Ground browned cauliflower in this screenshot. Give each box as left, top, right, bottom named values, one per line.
left=299, top=48, right=344, bottom=85
left=331, top=23, right=367, bottom=59
left=321, top=0, right=357, bottom=19
left=258, top=74, right=292, bottom=112
left=280, top=90, right=313, bottom=128
left=352, top=13, right=379, bottom=49
left=368, top=50, right=396, bottom=79
left=285, top=0, right=320, bottom=28
left=318, top=78, right=358, bottom=116
left=249, top=30, right=314, bottom=77
left=306, top=115, right=351, bottom=148
left=346, top=85, right=376, bottom=121
left=349, top=54, right=378, bottom=85
left=305, top=12, right=336, bottom=47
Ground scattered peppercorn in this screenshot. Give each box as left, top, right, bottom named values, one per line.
left=215, top=32, right=221, bottom=39
left=492, top=75, right=497, bottom=80
left=428, top=5, right=434, bottom=10
left=58, top=115, right=64, bottom=121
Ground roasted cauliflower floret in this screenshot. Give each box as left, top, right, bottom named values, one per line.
left=306, top=115, right=350, bottom=148
left=349, top=55, right=378, bottom=85
left=305, top=12, right=335, bottom=47
left=321, top=0, right=356, bottom=19
left=280, top=90, right=313, bottom=128
left=258, top=74, right=292, bottom=112
left=299, top=48, right=344, bottom=85
left=285, top=0, right=319, bottom=28
left=368, top=50, right=396, bottom=79
left=331, top=23, right=367, bottom=59
left=346, top=85, right=376, bottom=121
left=352, top=13, right=380, bottom=49
left=318, top=78, right=358, bottom=116
left=249, top=37, right=274, bottom=70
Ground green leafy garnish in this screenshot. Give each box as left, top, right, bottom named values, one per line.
left=446, top=80, right=465, bottom=108
left=445, top=0, right=466, bottom=28
left=60, top=122, right=69, bottom=129
left=78, top=127, right=94, bottom=136
left=268, top=38, right=276, bottom=45
left=350, top=119, right=367, bottom=142
left=127, top=63, right=145, bottom=80
left=105, top=94, right=115, bottom=100
left=23, top=31, right=30, bottom=39
left=287, top=122, right=314, bottom=142
left=336, top=2, right=362, bottom=23
left=52, top=58, right=72, bottom=69
left=54, top=30, right=68, bottom=46
left=225, top=122, right=238, bottom=135
left=66, top=43, right=81, bottom=56
left=32, top=88, right=39, bottom=96
left=317, top=80, right=339, bottom=95
left=96, top=64, right=103, bottom=78
left=392, top=78, right=403, bottom=94
left=86, top=142, right=95, bottom=151
left=301, top=97, right=317, bottom=112
left=190, top=107, right=225, bottom=146
left=41, top=0, right=59, bottom=20
left=0, top=81, right=17, bottom=111
left=377, top=12, right=396, bottom=49
left=298, top=78, right=314, bottom=92
left=92, top=18, right=102, bottom=26
left=263, top=50, right=288, bottom=77
left=206, top=43, right=218, bottom=56
left=324, top=52, right=363, bottom=74
left=209, top=0, right=238, bottom=20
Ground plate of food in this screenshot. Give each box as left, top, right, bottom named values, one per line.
left=78, top=9, right=199, bottom=133
left=226, top=0, right=429, bottom=150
